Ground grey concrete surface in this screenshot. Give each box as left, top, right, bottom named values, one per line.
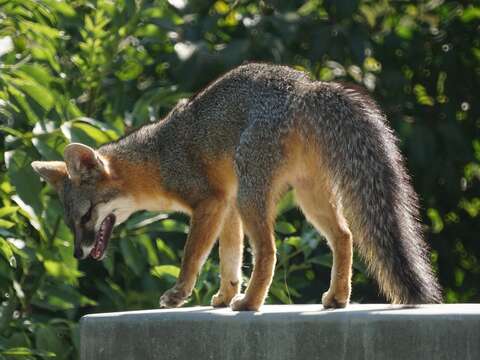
left=80, top=304, right=480, bottom=360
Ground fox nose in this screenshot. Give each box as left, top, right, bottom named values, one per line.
left=74, top=247, right=84, bottom=259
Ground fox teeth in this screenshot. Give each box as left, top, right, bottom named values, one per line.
left=90, top=214, right=116, bottom=260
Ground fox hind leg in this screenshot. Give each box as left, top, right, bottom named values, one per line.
left=211, top=205, right=244, bottom=307
left=294, top=179, right=353, bottom=309
left=230, top=127, right=284, bottom=311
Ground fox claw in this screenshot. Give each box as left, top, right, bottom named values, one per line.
left=211, top=285, right=239, bottom=308
left=159, top=286, right=188, bottom=308
left=211, top=292, right=230, bottom=308
left=230, top=294, right=260, bottom=311
left=322, top=290, right=348, bottom=309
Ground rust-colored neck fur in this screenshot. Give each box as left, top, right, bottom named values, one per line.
left=103, top=155, right=191, bottom=213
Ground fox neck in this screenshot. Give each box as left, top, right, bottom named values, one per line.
left=98, top=121, right=163, bottom=163
left=96, top=107, right=192, bottom=215
left=98, top=145, right=191, bottom=217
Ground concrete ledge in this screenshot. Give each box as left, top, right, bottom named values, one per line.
left=80, top=304, right=480, bottom=360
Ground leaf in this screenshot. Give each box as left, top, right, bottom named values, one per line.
left=413, top=84, right=434, bottom=106
left=461, top=6, right=480, bottom=22
left=11, top=195, right=41, bottom=231
left=0, top=238, right=16, bottom=268
left=36, top=325, right=70, bottom=359
left=275, top=221, right=296, bottom=235
left=61, top=120, right=117, bottom=147
left=126, top=212, right=169, bottom=230
left=156, top=238, right=177, bottom=261
left=120, top=238, right=146, bottom=276
left=138, top=235, right=159, bottom=266
left=18, top=64, right=53, bottom=86
left=10, top=76, right=55, bottom=111
left=286, top=236, right=301, bottom=249
left=74, top=117, right=121, bottom=138
left=32, top=284, right=97, bottom=311
left=115, top=61, right=144, bottom=81
left=71, top=122, right=112, bottom=144
left=32, top=133, right=66, bottom=161
left=0, top=126, right=25, bottom=139
left=0, top=219, right=15, bottom=229
left=1, top=347, right=55, bottom=357
left=19, top=20, right=63, bottom=39
left=269, top=282, right=292, bottom=304
left=427, top=208, right=444, bottom=234
left=151, top=265, right=180, bottom=279
left=277, top=191, right=296, bottom=215
left=5, top=149, right=43, bottom=217
left=0, top=206, right=19, bottom=218
left=131, top=86, right=187, bottom=126
left=7, top=84, right=39, bottom=123
left=154, top=219, right=189, bottom=233
left=395, top=17, right=416, bottom=40
left=214, top=1, right=230, bottom=15
left=44, top=260, right=83, bottom=284
left=42, top=0, right=76, bottom=17
left=310, top=254, right=332, bottom=268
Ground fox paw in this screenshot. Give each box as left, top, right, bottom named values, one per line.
left=211, top=284, right=239, bottom=307
left=322, top=290, right=349, bottom=309
left=230, top=294, right=260, bottom=311
left=159, top=286, right=189, bottom=308
left=211, top=292, right=233, bottom=308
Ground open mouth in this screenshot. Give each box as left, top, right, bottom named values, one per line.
left=90, top=214, right=116, bottom=260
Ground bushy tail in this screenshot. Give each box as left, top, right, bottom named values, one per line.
left=313, top=83, right=442, bottom=304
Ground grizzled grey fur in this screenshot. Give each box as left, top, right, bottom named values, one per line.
left=100, top=63, right=441, bottom=304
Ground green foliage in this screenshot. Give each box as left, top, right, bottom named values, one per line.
left=0, top=0, right=479, bottom=358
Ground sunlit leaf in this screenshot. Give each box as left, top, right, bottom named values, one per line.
left=44, top=260, right=83, bottom=284
left=275, top=221, right=296, bottom=235
left=1, top=347, right=56, bottom=357
left=156, top=238, right=177, bottom=261
left=0, top=238, right=16, bottom=268
left=0, top=219, right=15, bottom=228
left=0, top=206, right=19, bottom=218
left=151, top=265, right=180, bottom=279
left=10, top=76, right=55, bottom=111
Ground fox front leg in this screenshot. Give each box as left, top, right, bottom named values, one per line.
left=159, top=197, right=228, bottom=308
left=210, top=206, right=244, bottom=307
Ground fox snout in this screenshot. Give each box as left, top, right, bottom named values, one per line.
left=74, top=246, right=85, bottom=260
left=73, top=226, right=95, bottom=260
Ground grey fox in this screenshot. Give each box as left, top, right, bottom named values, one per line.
left=31, top=63, right=441, bottom=310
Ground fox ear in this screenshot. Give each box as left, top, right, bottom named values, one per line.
left=31, top=161, right=67, bottom=191
left=64, top=143, right=104, bottom=184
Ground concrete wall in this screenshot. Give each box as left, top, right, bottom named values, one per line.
left=80, top=304, right=480, bottom=360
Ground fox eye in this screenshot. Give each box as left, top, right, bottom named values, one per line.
left=81, top=205, right=93, bottom=225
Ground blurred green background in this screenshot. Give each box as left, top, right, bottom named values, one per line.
left=0, top=0, right=479, bottom=358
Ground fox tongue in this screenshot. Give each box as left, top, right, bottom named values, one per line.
left=90, top=214, right=116, bottom=260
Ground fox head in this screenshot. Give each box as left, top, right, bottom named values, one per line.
left=31, top=143, right=136, bottom=260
